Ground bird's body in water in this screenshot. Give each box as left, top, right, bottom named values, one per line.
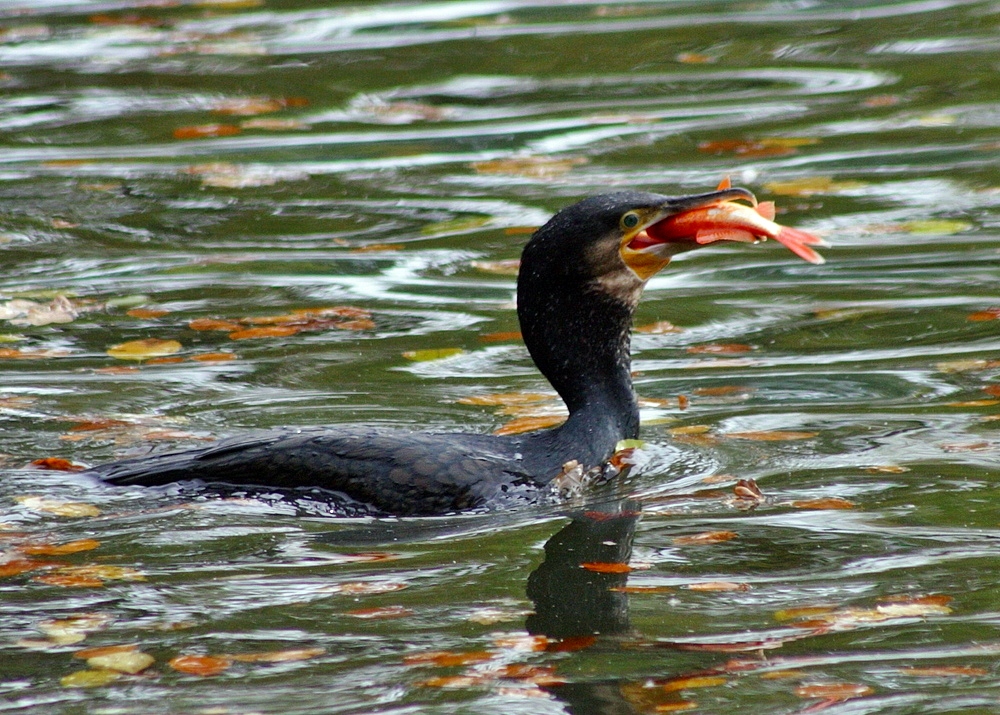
left=85, top=187, right=825, bottom=515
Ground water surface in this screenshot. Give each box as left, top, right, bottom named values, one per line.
left=1, top=1, right=999, bottom=713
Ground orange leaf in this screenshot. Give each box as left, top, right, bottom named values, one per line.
left=544, top=636, right=597, bottom=652
left=146, top=356, right=185, bottom=365
left=345, top=605, right=413, bottom=619
left=580, top=561, right=633, bottom=574
left=984, top=385, right=1000, bottom=397
left=946, top=399, right=1000, bottom=407
left=228, top=325, right=300, bottom=340
left=672, top=531, right=738, bottom=546
left=790, top=497, right=855, bottom=510
left=493, top=414, right=565, bottom=436
left=661, top=676, right=727, bottom=692
left=634, top=320, right=682, bottom=334
left=20, top=539, right=100, bottom=556
left=73, top=644, right=139, bottom=659
left=459, top=392, right=552, bottom=407
left=724, top=430, right=818, bottom=441
left=190, top=352, right=237, bottom=362
left=229, top=648, right=325, bottom=663
left=33, top=573, right=105, bottom=588
left=967, top=308, right=1000, bottom=322
left=898, top=666, right=987, bottom=677
left=173, top=124, right=241, bottom=140
left=479, top=331, right=522, bottom=343
left=794, top=683, right=873, bottom=700
left=403, top=651, right=495, bottom=667
left=0, top=559, right=58, bottom=578
left=188, top=318, right=242, bottom=331
left=28, top=457, right=85, bottom=472
left=169, top=654, right=232, bottom=676
left=652, top=703, right=697, bottom=713
left=126, top=308, right=169, bottom=318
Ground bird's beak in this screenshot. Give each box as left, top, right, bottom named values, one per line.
left=620, top=187, right=827, bottom=281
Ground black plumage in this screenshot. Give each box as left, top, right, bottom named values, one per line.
left=86, top=188, right=756, bottom=515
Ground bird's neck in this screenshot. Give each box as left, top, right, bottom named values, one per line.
left=517, top=282, right=640, bottom=471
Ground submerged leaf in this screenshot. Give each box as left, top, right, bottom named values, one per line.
left=15, top=496, right=101, bottom=517
left=169, top=654, right=232, bottom=676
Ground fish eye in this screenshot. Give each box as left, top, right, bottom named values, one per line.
left=621, top=212, right=641, bottom=230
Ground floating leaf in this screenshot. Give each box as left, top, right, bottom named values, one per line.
left=699, top=137, right=816, bottom=158
left=687, top=343, right=753, bottom=355
left=865, top=465, right=910, bottom=474
left=403, top=651, right=495, bottom=667
left=610, top=585, right=674, bottom=594
left=0, top=558, right=59, bottom=578
left=211, top=97, right=285, bottom=116
left=173, top=124, right=241, bottom=140
left=479, top=331, right=522, bottom=343
left=672, top=531, right=738, bottom=546
left=471, top=156, right=586, bottom=179
left=724, top=430, right=818, bottom=441
left=684, top=581, right=751, bottom=592
left=774, top=606, right=837, bottom=622
left=634, top=320, right=682, bottom=334
left=345, top=605, right=413, bottom=619
left=73, top=644, right=139, bottom=659
left=107, top=338, right=182, bottom=361
left=669, top=425, right=712, bottom=435
left=470, top=259, right=521, bottom=275
left=228, top=325, right=299, bottom=340
left=87, top=651, right=155, bottom=674
left=494, top=414, right=566, bottom=436
left=421, top=216, right=491, bottom=235
left=896, top=219, right=972, bottom=235
left=229, top=648, right=325, bottom=663
left=967, top=308, right=1000, bottom=322
left=15, top=496, right=101, bottom=517
left=34, top=573, right=105, bottom=588
left=794, top=683, right=873, bottom=700
left=169, top=654, right=232, bottom=676
left=580, top=561, right=634, bottom=574
left=402, top=347, right=465, bottom=362
left=241, top=118, right=309, bottom=131
left=661, top=676, right=727, bottom=692
left=57, top=565, right=145, bottom=582
left=28, top=457, right=85, bottom=472
left=898, top=666, right=987, bottom=677
left=126, top=308, right=169, bottom=319
left=190, top=352, right=237, bottom=362
left=946, top=399, right=999, bottom=407
left=676, top=52, right=715, bottom=63
left=418, top=675, right=484, bottom=689
left=20, top=539, right=100, bottom=556
left=321, top=581, right=408, bottom=595
left=790, top=497, right=855, bottom=510
left=764, top=176, right=865, bottom=196
left=458, top=392, right=551, bottom=407
left=188, top=318, right=242, bottom=331
left=60, top=669, right=121, bottom=688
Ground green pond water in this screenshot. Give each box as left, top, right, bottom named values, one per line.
left=1, top=0, right=999, bottom=712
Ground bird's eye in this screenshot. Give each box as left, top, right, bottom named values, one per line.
left=621, top=212, right=641, bottom=230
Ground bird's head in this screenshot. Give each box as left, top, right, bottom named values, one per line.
left=521, top=185, right=825, bottom=309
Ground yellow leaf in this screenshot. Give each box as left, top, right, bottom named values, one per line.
left=15, top=496, right=101, bottom=517
left=401, top=348, right=465, bottom=362
left=60, top=669, right=121, bottom=688
left=896, top=220, right=972, bottom=235
left=763, top=176, right=865, bottom=196
left=87, top=651, right=155, bottom=674
left=107, top=338, right=182, bottom=361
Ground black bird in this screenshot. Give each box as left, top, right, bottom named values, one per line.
left=85, top=187, right=823, bottom=515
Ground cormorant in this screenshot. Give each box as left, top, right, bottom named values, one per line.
left=84, top=186, right=824, bottom=515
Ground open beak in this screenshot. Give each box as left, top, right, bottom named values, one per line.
left=620, top=185, right=827, bottom=281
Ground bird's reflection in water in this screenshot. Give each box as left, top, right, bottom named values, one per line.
left=526, top=500, right=641, bottom=641
left=527, top=499, right=647, bottom=714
